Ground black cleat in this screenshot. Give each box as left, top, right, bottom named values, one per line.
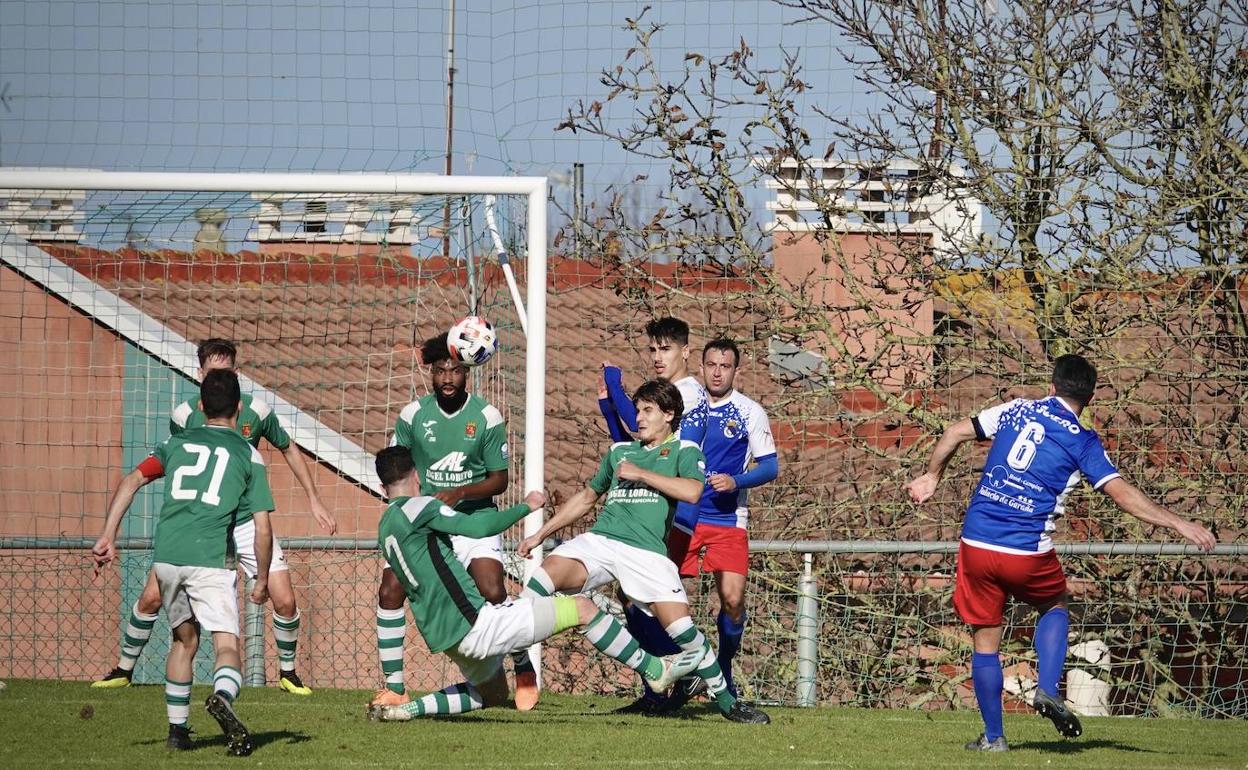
left=965, top=734, right=1009, bottom=752
left=165, top=724, right=193, bottom=751
left=614, top=691, right=667, bottom=715
left=722, top=699, right=770, bottom=724
left=1033, top=690, right=1082, bottom=738
left=205, top=693, right=254, bottom=757
left=658, top=676, right=707, bottom=714
left=90, top=666, right=133, bottom=689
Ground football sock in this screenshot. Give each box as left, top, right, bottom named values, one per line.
left=400, top=682, right=483, bottom=716
left=580, top=610, right=662, bottom=680
left=665, top=617, right=735, bottom=713
left=716, top=610, right=746, bottom=695
left=972, top=652, right=1005, bottom=742
left=213, top=665, right=242, bottom=703
left=1035, top=607, right=1069, bottom=698
left=165, top=677, right=192, bottom=725
left=376, top=605, right=407, bottom=695
left=552, top=595, right=580, bottom=634
left=522, top=569, right=555, bottom=598
left=119, top=602, right=158, bottom=671
left=625, top=603, right=680, bottom=697
left=272, top=609, right=300, bottom=674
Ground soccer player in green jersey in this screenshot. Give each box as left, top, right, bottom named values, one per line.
left=373, top=333, right=540, bottom=709
left=91, top=370, right=273, bottom=756
left=368, top=445, right=702, bottom=722
left=517, top=379, right=770, bottom=724
left=92, top=339, right=328, bottom=695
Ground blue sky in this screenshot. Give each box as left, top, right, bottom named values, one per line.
left=0, top=1, right=870, bottom=201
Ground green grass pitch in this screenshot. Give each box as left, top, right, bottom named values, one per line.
left=1, top=680, right=1244, bottom=768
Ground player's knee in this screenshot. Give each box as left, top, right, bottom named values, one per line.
left=138, top=584, right=162, bottom=614
left=478, top=582, right=506, bottom=604
left=378, top=569, right=405, bottom=609
left=720, top=596, right=746, bottom=621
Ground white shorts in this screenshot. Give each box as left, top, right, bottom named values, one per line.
left=448, top=596, right=557, bottom=686
left=233, top=518, right=289, bottom=577
left=451, top=533, right=504, bottom=568
left=550, top=531, right=688, bottom=607
left=153, top=562, right=239, bottom=636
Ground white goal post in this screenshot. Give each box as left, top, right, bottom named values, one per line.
left=0, top=168, right=550, bottom=597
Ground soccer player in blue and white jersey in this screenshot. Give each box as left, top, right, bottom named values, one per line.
left=663, top=338, right=777, bottom=708
left=908, top=354, right=1215, bottom=752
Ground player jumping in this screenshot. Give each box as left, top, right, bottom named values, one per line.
left=907, top=354, right=1216, bottom=751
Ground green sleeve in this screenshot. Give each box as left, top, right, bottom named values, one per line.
left=260, top=412, right=291, bottom=451
left=588, top=448, right=615, bottom=494
left=168, top=417, right=182, bottom=437
left=481, top=419, right=510, bottom=472
left=153, top=439, right=170, bottom=468
left=677, top=445, right=707, bottom=481
left=241, top=455, right=276, bottom=515
left=426, top=502, right=532, bottom=538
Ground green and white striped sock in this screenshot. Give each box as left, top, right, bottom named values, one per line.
left=580, top=610, right=662, bottom=680
left=272, top=610, right=300, bottom=673
left=165, top=677, right=192, bottom=725
left=376, top=605, right=406, bottom=695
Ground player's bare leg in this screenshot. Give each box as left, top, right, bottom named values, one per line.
left=371, top=567, right=410, bottom=708
left=163, top=620, right=198, bottom=750
left=265, top=569, right=310, bottom=695
left=94, top=570, right=162, bottom=688
left=714, top=570, right=747, bottom=697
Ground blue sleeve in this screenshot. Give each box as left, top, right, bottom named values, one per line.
left=598, top=397, right=630, bottom=443
left=603, top=366, right=638, bottom=433
left=1079, top=435, right=1121, bottom=490
left=732, top=454, right=778, bottom=489
left=679, top=401, right=707, bottom=445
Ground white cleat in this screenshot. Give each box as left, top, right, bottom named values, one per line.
left=646, top=649, right=704, bottom=693
left=369, top=704, right=413, bottom=722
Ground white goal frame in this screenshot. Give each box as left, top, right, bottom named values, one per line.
left=0, top=168, right=550, bottom=591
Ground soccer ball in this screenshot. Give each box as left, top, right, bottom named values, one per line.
left=447, top=316, right=498, bottom=366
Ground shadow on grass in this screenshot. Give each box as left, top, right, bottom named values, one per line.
left=138, top=730, right=312, bottom=752
left=1010, top=738, right=1157, bottom=754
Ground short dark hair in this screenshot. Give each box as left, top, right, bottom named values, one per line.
left=632, top=379, right=684, bottom=432
left=645, top=317, right=690, bottom=346
left=702, top=337, right=740, bottom=366
left=1052, top=354, right=1097, bottom=406
left=197, top=338, right=237, bottom=367
left=376, top=446, right=416, bottom=487
left=420, top=333, right=453, bottom=367
left=200, top=368, right=241, bottom=419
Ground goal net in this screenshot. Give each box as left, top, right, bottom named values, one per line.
left=0, top=170, right=547, bottom=690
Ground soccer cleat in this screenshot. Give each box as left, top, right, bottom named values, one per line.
left=369, top=688, right=411, bottom=709
left=278, top=670, right=312, bottom=696
left=513, top=670, right=540, bottom=712
left=658, top=676, right=707, bottom=714
left=205, top=693, right=254, bottom=757
left=369, top=704, right=413, bottom=722
left=1033, top=690, right=1082, bottom=738
left=165, top=724, right=193, bottom=751
left=614, top=691, right=667, bottom=716
left=646, top=650, right=704, bottom=693
left=722, top=699, right=770, bottom=724
left=965, top=734, right=1010, bottom=752
left=90, top=667, right=132, bottom=689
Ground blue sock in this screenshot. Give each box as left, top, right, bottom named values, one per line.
left=624, top=603, right=680, bottom=696
left=1035, top=607, right=1069, bottom=698
left=972, top=652, right=1004, bottom=742
left=716, top=610, right=746, bottom=695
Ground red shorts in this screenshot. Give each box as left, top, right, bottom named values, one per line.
left=667, top=523, right=749, bottom=578
left=953, top=541, right=1068, bottom=626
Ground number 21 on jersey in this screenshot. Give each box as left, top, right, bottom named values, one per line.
left=170, top=443, right=231, bottom=505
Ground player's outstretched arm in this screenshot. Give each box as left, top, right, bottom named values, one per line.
left=517, top=486, right=599, bottom=557
left=602, top=364, right=639, bottom=433
left=907, top=418, right=978, bottom=504
left=434, top=469, right=508, bottom=509
left=617, top=460, right=703, bottom=503
left=91, top=466, right=157, bottom=574
left=431, top=491, right=546, bottom=540
left=1102, top=478, right=1217, bottom=551
left=281, top=443, right=337, bottom=535
left=251, top=510, right=274, bottom=604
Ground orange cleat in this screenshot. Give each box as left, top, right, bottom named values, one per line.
left=514, top=671, right=540, bottom=712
